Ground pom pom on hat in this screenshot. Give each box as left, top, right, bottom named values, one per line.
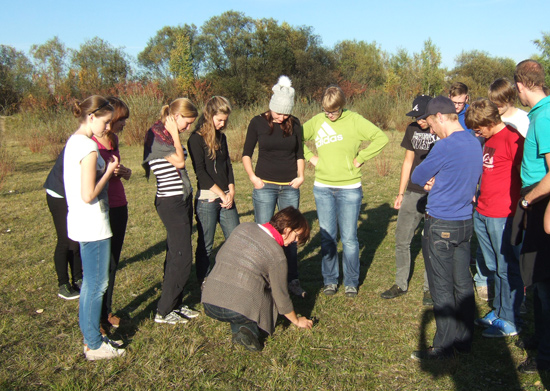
left=269, top=75, right=295, bottom=115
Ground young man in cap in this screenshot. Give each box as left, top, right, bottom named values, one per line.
left=513, top=59, right=550, bottom=374
left=381, top=95, right=435, bottom=305
left=465, top=99, right=524, bottom=338
left=410, top=96, right=483, bottom=360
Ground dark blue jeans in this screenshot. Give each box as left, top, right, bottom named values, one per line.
left=533, top=280, right=550, bottom=363
left=424, top=215, right=475, bottom=353
left=253, top=183, right=300, bottom=281
left=194, top=198, right=239, bottom=282
left=203, top=302, right=259, bottom=337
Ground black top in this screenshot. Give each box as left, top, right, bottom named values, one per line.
left=242, top=115, right=304, bottom=183
left=43, top=147, right=66, bottom=197
left=187, top=131, right=235, bottom=192
left=401, top=122, right=437, bottom=194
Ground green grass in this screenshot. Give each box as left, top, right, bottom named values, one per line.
left=0, top=126, right=546, bottom=390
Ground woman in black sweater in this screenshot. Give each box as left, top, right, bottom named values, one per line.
left=188, top=96, right=239, bottom=283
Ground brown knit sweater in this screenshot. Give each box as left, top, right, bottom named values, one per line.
left=201, top=222, right=294, bottom=334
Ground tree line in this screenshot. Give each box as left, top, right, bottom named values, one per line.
left=1, top=11, right=549, bottom=114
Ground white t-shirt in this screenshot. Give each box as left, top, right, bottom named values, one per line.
left=63, top=134, right=112, bottom=242
left=502, top=108, right=529, bottom=138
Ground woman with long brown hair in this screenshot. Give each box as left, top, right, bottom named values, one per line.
left=187, top=96, right=239, bottom=283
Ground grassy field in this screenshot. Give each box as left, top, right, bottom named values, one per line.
left=0, top=121, right=547, bottom=390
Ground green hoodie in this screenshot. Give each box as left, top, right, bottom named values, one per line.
left=303, top=110, right=388, bottom=186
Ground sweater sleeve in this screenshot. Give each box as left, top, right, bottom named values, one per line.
left=302, top=116, right=317, bottom=161
left=268, top=252, right=294, bottom=315
left=222, top=134, right=235, bottom=185
left=411, top=141, right=446, bottom=186
left=293, top=118, right=305, bottom=160
left=187, top=133, right=216, bottom=190
left=242, top=116, right=260, bottom=158
left=354, top=115, right=389, bottom=165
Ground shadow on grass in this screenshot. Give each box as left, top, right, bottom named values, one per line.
left=118, top=240, right=165, bottom=271
left=358, top=202, right=394, bottom=285
left=416, top=303, right=522, bottom=390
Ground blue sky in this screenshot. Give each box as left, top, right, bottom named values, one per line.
left=1, top=0, right=548, bottom=69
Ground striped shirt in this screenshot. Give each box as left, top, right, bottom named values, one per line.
left=148, top=158, right=188, bottom=197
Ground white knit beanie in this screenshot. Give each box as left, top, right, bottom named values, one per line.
left=269, top=75, right=295, bottom=115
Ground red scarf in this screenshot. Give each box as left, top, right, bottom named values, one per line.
left=261, top=223, right=284, bottom=247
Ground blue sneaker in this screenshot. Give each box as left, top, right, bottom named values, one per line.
left=482, top=318, right=520, bottom=338
left=474, top=310, right=497, bottom=327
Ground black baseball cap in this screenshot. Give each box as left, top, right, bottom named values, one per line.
left=417, top=95, right=456, bottom=119
left=406, top=95, right=432, bottom=117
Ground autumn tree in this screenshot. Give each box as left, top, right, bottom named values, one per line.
left=448, top=50, right=515, bottom=99
left=333, top=40, right=386, bottom=89
left=169, top=32, right=194, bottom=95
left=138, top=25, right=199, bottom=79
left=72, top=37, right=130, bottom=95
left=0, top=45, right=34, bottom=113
left=30, top=36, right=70, bottom=96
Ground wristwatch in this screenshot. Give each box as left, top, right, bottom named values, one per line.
left=521, top=197, right=530, bottom=208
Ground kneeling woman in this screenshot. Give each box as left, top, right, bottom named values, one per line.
left=201, top=206, right=313, bottom=351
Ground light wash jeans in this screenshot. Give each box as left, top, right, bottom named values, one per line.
left=313, top=185, right=362, bottom=288
left=79, top=238, right=110, bottom=350
left=253, top=183, right=300, bottom=281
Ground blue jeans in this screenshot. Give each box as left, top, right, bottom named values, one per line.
left=424, top=216, right=475, bottom=353
left=394, top=191, right=429, bottom=291
left=203, top=302, right=260, bottom=338
left=195, top=198, right=240, bottom=282
left=79, top=239, right=111, bottom=350
left=313, top=185, right=362, bottom=288
left=253, top=183, right=300, bottom=281
left=473, top=211, right=523, bottom=325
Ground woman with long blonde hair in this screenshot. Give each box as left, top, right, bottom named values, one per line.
left=187, top=96, right=239, bottom=283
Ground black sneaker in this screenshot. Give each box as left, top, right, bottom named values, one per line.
left=58, top=283, right=80, bottom=300
left=232, top=327, right=262, bottom=352
left=518, top=357, right=550, bottom=374
left=380, top=284, right=407, bottom=299
left=411, top=347, right=454, bottom=361
left=422, top=291, right=434, bottom=306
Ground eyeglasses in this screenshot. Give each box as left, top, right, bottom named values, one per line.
left=89, top=102, right=113, bottom=115
left=323, top=108, right=341, bottom=116
left=451, top=100, right=467, bottom=107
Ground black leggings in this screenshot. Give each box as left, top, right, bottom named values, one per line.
left=101, top=205, right=128, bottom=318
left=46, top=194, right=82, bottom=286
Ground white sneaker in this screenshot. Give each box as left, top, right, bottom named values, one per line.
left=155, top=310, right=188, bottom=324
left=84, top=341, right=126, bottom=361
left=83, top=337, right=124, bottom=354
left=177, top=305, right=200, bottom=319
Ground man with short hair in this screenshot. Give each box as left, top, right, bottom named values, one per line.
left=465, top=99, right=524, bottom=338
left=449, top=82, right=473, bottom=134
left=410, top=96, right=482, bottom=360
left=381, top=95, right=435, bottom=305
left=513, top=59, right=550, bottom=374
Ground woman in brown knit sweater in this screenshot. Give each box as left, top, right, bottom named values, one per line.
left=201, top=206, right=313, bottom=351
